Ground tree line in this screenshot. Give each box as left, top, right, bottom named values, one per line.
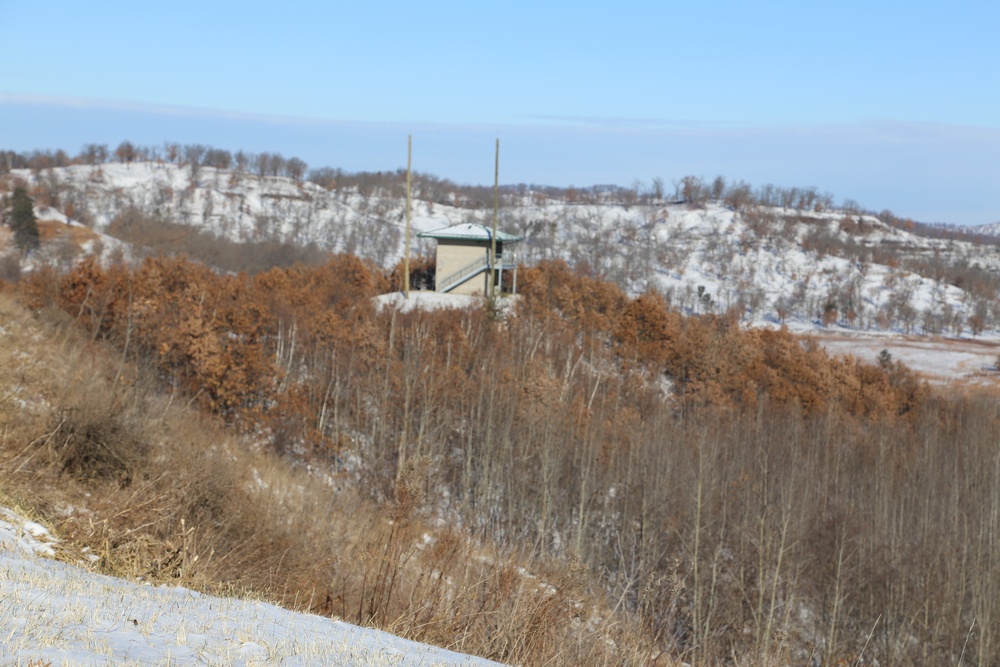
left=0, top=142, right=898, bottom=218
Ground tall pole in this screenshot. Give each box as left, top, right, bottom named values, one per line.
left=489, top=138, right=499, bottom=298
left=405, top=135, right=412, bottom=298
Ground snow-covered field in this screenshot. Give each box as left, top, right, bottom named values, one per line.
left=0, top=508, right=504, bottom=667
left=812, top=331, right=1000, bottom=388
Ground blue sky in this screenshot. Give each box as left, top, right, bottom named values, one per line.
left=2, top=0, right=999, bottom=224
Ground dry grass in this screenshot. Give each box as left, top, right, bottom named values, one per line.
left=0, top=290, right=652, bottom=666
left=36, top=219, right=101, bottom=246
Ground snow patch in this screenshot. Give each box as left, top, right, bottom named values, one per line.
left=0, top=505, right=507, bottom=665
left=374, top=291, right=483, bottom=313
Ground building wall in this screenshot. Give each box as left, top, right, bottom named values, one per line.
left=436, top=241, right=489, bottom=295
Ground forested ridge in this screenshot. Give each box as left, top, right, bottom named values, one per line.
left=3, top=142, right=1000, bottom=665
left=4, top=253, right=998, bottom=665
left=25, top=255, right=926, bottom=431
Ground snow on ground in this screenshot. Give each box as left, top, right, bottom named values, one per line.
left=373, top=291, right=518, bottom=315
left=373, top=291, right=482, bottom=313
left=0, top=507, right=505, bottom=667
left=9, top=163, right=460, bottom=268
left=812, top=331, right=1000, bottom=387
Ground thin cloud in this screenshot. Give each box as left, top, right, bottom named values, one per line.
left=2, top=96, right=998, bottom=224
left=0, top=93, right=333, bottom=127
left=521, top=114, right=755, bottom=130
left=0, top=93, right=534, bottom=134
left=514, top=115, right=1000, bottom=145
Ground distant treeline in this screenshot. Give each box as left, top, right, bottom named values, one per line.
left=6, top=142, right=995, bottom=245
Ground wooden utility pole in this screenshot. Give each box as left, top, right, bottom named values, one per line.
left=489, top=138, right=499, bottom=298
left=405, top=135, right=412, bottom=298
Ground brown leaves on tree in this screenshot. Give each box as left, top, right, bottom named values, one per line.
left=520, top=260, right=926, bottom=418
left=29, top=252, right=927, bottom=464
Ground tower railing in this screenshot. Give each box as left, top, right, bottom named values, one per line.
left=436, top=252, right=518, bottom=293
left=437, top=255, right=490, bottom=292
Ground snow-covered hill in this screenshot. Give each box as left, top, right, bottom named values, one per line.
left=968, top=221, right=1000, bottom=238
left=0, top=506, right=504, bottom=666
left=6, top=161, right=1000, bottom=336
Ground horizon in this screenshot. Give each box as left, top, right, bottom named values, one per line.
left=2, top=0, right=999, bottom=225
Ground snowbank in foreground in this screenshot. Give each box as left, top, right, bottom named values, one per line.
left=0, top=508, right=504, bottom=667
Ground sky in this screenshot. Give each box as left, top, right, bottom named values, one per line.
left=2, top=0, right=999, bottom=225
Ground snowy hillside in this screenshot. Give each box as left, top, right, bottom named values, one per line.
left=7, top=161, right=1000, bottom=335
left=9, top=162, right=449, bottom=267
left=506, top=198, right=1000, bottom=336
left=0, top=506, right=504, bottom=667
left=968, top=221, right=1000, bottom=238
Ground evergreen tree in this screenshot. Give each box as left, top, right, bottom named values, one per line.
left=5, top=187, right=40, bottom=252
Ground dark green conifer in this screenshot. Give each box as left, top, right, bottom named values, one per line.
left=5, top=187, right=40, bottom=252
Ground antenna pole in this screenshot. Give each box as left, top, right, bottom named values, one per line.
left=489, top=138, right=499, bottom=298
left=405, top=135, right=412, bottom=298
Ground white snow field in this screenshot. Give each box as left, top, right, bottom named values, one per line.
left=0, top=508, right=505, bottom=667
left=810, top=331, right=1000, bottom=388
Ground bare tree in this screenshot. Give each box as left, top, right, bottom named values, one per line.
left=234, top=150, right=250, bottom=174
left=651, top=176, right=665, bottom=202
left=78, top=144, right=109, bottom=165
left=711, top=175, right=726, bottom=201
left=205, top=148, right=232, bottom=170
left=286, top=157, right=308, bottom=182
left=679, top=176, right=708, bottom=208
left=725, top=181, right=754, bottom=211
left=114, top=140, right=136, bottom=166
left=267, top=153, right=286, bottom=177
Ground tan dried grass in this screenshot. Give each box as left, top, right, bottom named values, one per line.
left=0, top=292, right=651, bottom=666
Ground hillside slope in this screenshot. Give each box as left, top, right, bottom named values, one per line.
left=4, top=162, right=1000, bottom=336
left=0, top=288, right=653, bottom=666
left=5, top=246, right=1000, bottom=664
left=0, top=505, right=503, bottom=666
